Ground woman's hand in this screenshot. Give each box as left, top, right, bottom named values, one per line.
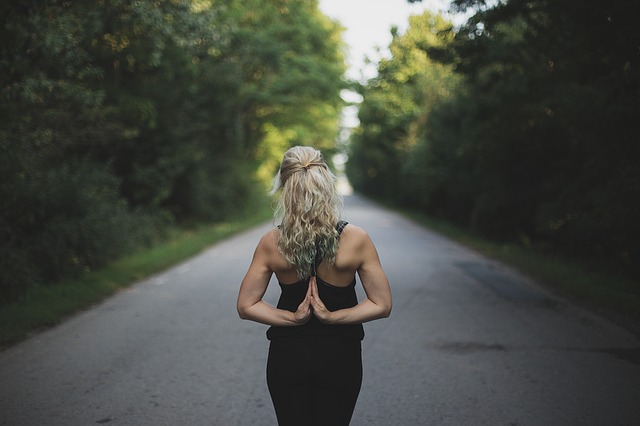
left=309, top=276, right=334, bottom=324
left=293, top=283, right=313, bottom=324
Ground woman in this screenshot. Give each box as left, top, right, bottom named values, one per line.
left=237, top=146, right=392, bottom=426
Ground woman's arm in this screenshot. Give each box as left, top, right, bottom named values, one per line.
left=237, top=233, right=312, bottom=326
left=310, top=230, right=392, bottom=325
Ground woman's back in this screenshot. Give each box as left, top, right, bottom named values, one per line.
left=264, top=223, right=370, bottom=288
left=266, top=221, right=366, bottom=342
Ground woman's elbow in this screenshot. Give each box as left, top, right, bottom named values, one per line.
left=374, top=300, right=391, bottom=319
left=368, top=296, right=391, bottom=320
left=237, top=304, right=250, bottom=320
left=381, top=303, right=392, bottom=319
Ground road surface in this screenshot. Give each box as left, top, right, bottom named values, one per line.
left=1, top=194, right=639, bottom=425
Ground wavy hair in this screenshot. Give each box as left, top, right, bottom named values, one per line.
left=271, top=146, right=343, bottom=279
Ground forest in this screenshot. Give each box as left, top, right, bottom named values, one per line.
left=348, top=0, right=639, bottom=283
left=1, top=0, right=638, bottom=305
left=0, top=0, right=346, bottom=303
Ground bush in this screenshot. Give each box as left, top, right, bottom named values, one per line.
left=0, top=160, right=163, bottom=304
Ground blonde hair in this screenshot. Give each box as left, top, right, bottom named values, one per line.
left=271, top=146, right=342, bottom=279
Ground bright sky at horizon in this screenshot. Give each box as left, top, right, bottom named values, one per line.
left=318, top=0, right=454, bottom=82
left=318, top=0, right=459, bottom=131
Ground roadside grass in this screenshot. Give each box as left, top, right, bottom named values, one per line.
left=392, top=204, right=640, bottom=324
left=0, top=205, right=273, bottom=348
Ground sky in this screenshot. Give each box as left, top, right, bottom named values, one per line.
left=317, top=0, right=454, bottom=82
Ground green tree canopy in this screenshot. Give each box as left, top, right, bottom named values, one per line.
left=349, top=0, right=639, bottom=278
left=0, top=0, right=346, bottom=303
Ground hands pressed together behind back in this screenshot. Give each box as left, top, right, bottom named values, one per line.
left=293, top=276, right=334, bottom=325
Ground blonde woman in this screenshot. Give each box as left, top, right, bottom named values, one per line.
left=237, top=146, right=392, bottom=425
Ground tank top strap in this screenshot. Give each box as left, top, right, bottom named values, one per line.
left=337, top=220, right=348, bottom=235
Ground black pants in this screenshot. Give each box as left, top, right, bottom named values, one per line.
left=266, top=336, right=363, bottom=426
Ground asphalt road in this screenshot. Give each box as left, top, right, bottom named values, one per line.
left=1, top=194, right=639, bottom=426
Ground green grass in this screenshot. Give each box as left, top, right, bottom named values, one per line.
left=398, top=206, right=640, bottom=323
left=0, top=206, right=273, bottom=348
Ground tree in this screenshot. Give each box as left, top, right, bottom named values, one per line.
left=360, top=0, right=640, bottom=277
left=348, top=12, right=459, bottom=202
left=0, top=0, right=348, bottom=302
left=442, top=0, right=640, bottom=271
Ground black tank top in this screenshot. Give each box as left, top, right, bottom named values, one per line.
left=266, top=221, right=365, bottom=341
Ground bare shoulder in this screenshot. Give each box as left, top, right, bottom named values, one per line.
left=342, top=223, right=370, bottom=239
left=336, top=224, right=383, bottom=274
left=340, top=224, right=375, bottom=251
left=257, top=228, right=279, bottom=253
left=256, top=228, right=291, bottom=273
